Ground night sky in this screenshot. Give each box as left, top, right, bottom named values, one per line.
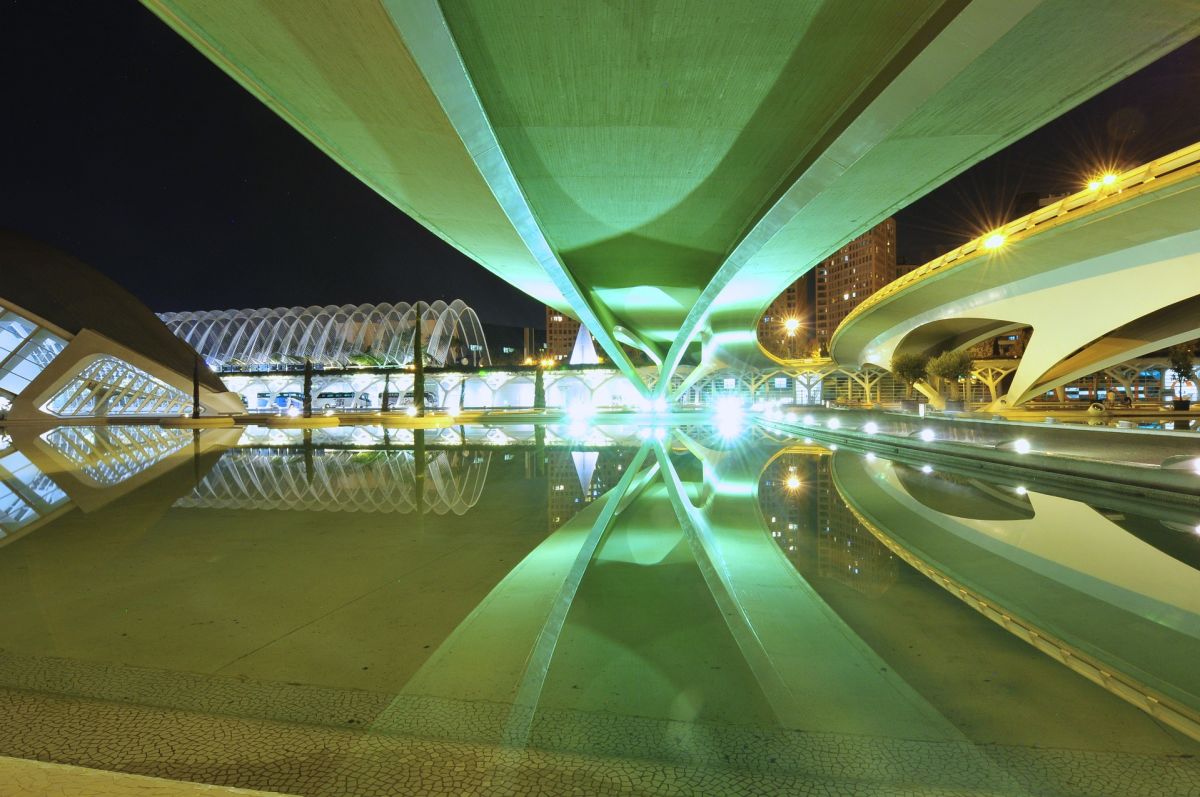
left=3, top=3, right=1198, bottom=326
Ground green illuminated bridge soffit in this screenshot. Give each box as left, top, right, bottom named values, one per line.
left=142, top=0, right=1200, bottom=394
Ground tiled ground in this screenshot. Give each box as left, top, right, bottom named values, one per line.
left=1, top=652, right=1199, bottom=796
left=0, top=755, right=291, bottom=797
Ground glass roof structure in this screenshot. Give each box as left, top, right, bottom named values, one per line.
left=0, top=307, right=68, bottom=415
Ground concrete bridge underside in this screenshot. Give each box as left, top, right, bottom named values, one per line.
left=830, top=146, right=1200, bottom=408
left=142, top=0, right=1200, bottom=396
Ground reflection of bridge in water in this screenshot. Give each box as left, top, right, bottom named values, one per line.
left=177, top=448, right=491, bottom=515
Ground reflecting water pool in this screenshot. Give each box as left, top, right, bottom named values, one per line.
left=0, top=422, right=1198, bottom=796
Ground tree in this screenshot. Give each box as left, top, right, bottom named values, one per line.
left=926, top=350, right=974, bottom=401
left=412, top=319, right=425, bottom=417
left=889, top=352, right=928, bottom=399
left=302, top=357, right=313, bottom=418
left=534, top=367, right=546, bottom=410
left=1168, top=342, right=1197, bottom=400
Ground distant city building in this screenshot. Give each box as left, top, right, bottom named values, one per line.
left=814, top=218, right=897, bottom=345
left=480, top=323, right=543, bottom=366
left=759, top=218, right=899, bottom=358
left=544, top=307, right=635, bottom=366
left=545, top=306, right=581, bottom=363
left=759, top=274, right=814, bottom=359
left=968, top=327, right=1031, bottom=359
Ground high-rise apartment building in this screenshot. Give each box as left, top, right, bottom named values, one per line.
left=813, top=217, right=897, bottom=345
left=759, top=277, right=814, bottom=359
left=545, top=306, right=581, bottom=362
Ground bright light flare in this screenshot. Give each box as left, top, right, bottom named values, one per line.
left=566, top=400, right=596, bottom=423
left=783, top=318, right=801, bottom=336
left=405, top=406, right=418, bottom=417
left=826, top=417, right=841, bottom=430
left=714, top=396, right=745, bottom=440
left=785, top=475, right=801, bottom=490
left=1015, top=485, right=1028, bottom=496
left=286, top=406, right=301, bottom=418
left=983, top=232, right=1006, bottom=250
left=863, top=421, right=879, bottom=435
left=921, top=464, right=933, bottom=474
left=919, top=428, right=935, bottom=442
left=1012, top=438, right=1031, bottom=454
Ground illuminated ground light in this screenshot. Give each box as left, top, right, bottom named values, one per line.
left=1013, top=438, right=1032, bottom=454
left=803, top=414, right=815, bottom=425
left=865, top=451, right=876, bottom=461
left=1015, top=485, right=1028, bottom=495
left=919, top=428, right=935, bottom=442
left=921, top=464, right=933, bottom=474
left=983, top=232, right=1006, bottom=250
left=827, top=418, right=841, bottom=430
left=863, top=421, right=879, bottom=434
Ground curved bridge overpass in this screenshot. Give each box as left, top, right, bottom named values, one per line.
left=142, top=0, right=1200, bottom=396
left=830, top=143, right=1200, bottom=408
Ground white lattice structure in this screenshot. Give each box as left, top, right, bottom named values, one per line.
left=159, top=300, right=490, bottom=369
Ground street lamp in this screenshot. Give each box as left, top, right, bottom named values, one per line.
left=781, top=317, right=802, bottom=359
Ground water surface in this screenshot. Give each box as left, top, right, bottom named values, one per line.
left=0, top=422, right=1197, bottom=795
